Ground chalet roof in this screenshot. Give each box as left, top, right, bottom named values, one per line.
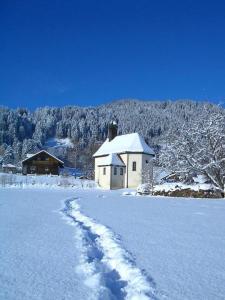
left=22, top=150, right=64, bottom=164
left=93, top=133, right=155, bottom=157
left=26, top=153, right=35, bottom=158
left=98, top=153, right=125, bottom=166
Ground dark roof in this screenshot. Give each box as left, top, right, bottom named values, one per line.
left=22, top=150, right=64, bottom=164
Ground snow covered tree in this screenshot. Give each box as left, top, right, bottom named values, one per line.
left=1, top=99, right=224, bottom=167
left=21, top=139, right=41, bottom=158
left=160, top=111, right=225, bottom=190
left=3, top=146, right=14, bottom=164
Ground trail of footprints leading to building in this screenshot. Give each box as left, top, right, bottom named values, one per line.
left=61, top=197, right=159, bottom=300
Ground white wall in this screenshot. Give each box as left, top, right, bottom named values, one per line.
left=111, top=166, right=125, bottom=189
left=97, top=165, right=111, bottom=189
left=120, top=153, right=153, bottom=188
left=95, top=153, right=154, bottom=189
left=94, top=156, right=107, bottom=184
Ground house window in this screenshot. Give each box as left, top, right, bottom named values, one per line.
left=120, top=168, right=123, bottom=175
left=146, top=160, right=149, bottom=164
left=132, top=161, right=136, bottom=171
left=114, top=167, right=117, bottom=175
left=103, top=167, right=106, bottom=175
left=30, top=166, right=36, bottom=173
left=45, top=167, right=49, bottom=172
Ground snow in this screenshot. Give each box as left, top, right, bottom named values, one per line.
left=98, top=153, right=125, bottom=166
left=93, top=133, right=155, bottom=157
left=153, top=167, right=171, bottom=184
left=193, top=174, right=208, bottom=184
left=75, top=189, right=225, bottom=299
left=1, top=187, right=225, bottom=299
left=0, top=173, right=96, bottom=189
left=44, top=137, right=73, bottom=148
left=154, top=182, right=216, bottom=192
left=0, top=189, right=93, bottom=300
left=2, top=163, right=16, bottom=168
left=137, top=183, right=152, bottom=195
left=64, top=198, right=155, bottom=300
left=0, top=188, right=154, bottom=300
left=26, top=153, right=35, bottom=158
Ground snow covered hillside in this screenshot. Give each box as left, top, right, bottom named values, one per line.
left=44, top=137, right=73, bottom=148
left=1, top=188, right=225, bottom=300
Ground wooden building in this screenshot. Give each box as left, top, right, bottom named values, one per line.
left=22, top=150, right=64, bottom=175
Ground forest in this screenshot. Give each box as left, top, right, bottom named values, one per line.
left=1, top=99, right=225, bottom=189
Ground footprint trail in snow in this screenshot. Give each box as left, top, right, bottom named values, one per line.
left=62, top=198, right=158, bottom=300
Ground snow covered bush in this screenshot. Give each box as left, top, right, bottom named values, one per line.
left=136, top=183, right=152, bottom=195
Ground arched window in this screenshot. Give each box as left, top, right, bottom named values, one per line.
left=114, top=167, right=117, bottom=175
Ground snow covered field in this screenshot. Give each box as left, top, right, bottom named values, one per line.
left=0, top=173, right=95, bottom=189
left=76, top=190, right=225, bottom=299
left=1, top=188, right=225, bottom=300
left=0, top=189, right=93, bottom=300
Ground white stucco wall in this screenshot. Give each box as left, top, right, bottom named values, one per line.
left=120, top=153, right=153, bottom=188
left=97, top=165, right=111, bottom=189
left=94, top=153, right=154, bottom=189
left=124, top=153, right=142, bottom=188
left=111, top=166, right=125, bottom=189
left=94, top=156, right=107, bottom=184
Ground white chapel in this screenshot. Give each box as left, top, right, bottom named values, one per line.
left=93, top=122, right=155, bottom=189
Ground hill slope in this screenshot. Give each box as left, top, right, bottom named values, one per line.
left=0, top=99, right=223, bottom=167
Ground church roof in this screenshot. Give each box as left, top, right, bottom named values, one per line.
left=93, top=133, right=155, bottom=157
left=97, top=153, right=125, bottom=166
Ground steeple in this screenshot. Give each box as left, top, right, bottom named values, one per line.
left=108, top=121, right=118, bottom=141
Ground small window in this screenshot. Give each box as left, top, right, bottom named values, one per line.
left=30, top=166, right=36, bottom=173
left=132, top=161, right=136, bottom=171
left=120, top=168, right=123, bottom=175
left=114, top=167, right=117, bottom=175
left=103, top=167, right=106, bottom=175
left=146, top=160, right=149, bottom=164
left=45, top=167, right=49, bottom=172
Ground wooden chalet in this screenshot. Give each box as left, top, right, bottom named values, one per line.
left=22, top=150, right=64, bottom=175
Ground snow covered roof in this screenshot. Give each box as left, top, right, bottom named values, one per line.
left=2, top=164, right=16, bottom=168
left=93, top=133, right=155, bottom=157
left=22, top=150, right=64, bottom=164
left=98, top=154, right=125, bottom=166
left=26, top=153, right=35, bottom=158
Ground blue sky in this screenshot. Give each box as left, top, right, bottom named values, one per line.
left=1, top=0, right=225, bottom=109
